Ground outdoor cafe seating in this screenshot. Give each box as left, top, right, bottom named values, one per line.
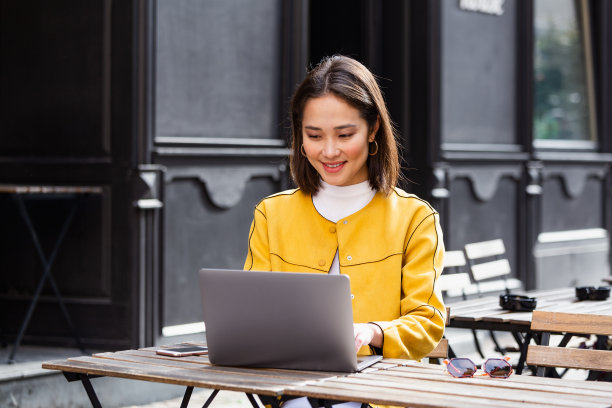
left=35, top=236, right=612, bottom=407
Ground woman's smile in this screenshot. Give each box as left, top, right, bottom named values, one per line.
left=322, top=161, right=346, bottom=171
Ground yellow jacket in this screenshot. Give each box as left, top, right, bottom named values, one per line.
left=244, top=187, right=446, bottom=360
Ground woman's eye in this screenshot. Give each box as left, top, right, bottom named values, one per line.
left=306, top=134, right=320, bottom=139
left=339, top=134, right=353, bottom=138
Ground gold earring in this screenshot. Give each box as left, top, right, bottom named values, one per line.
left=300, top=144, right=307, bottom=157
left=368, top=140, right=378, bottom=156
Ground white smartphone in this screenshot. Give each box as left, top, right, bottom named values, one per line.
left=156, top=345, right=208, bottom=357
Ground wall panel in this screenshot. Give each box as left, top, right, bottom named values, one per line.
left=161, top=176, right=279, bottom=327
left=441, top=0, right=518, bottom=145
left=155, top=0, right=280, bottom=139
left=541, top=166, right=606, bottom=231
left=447, top=172, right=520, bottom=277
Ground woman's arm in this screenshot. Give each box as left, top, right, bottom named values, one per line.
left=370, top=211, right=446, bottom=360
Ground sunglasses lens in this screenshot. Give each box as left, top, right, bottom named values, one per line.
left=447, top=358, right=477, bottom=378
left=483, top=359, right=512, bottom=378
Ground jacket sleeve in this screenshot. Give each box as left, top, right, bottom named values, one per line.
left=372, top=211, right=446, bottom=360
left=243, top=204, right=272, bottom=271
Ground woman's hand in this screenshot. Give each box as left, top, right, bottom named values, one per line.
left=353, top=323, right=383, bottom=352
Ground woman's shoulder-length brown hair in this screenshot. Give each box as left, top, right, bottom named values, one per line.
left=289, top=55, right=400, bottom=196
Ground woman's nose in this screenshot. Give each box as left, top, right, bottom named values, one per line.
left=322, top=139, right=340, bottom=157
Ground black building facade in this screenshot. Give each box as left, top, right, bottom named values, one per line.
left=1, top=0, right=610, bottom=350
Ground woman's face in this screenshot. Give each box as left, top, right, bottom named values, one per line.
left=301, top=94, right=377, bottom=187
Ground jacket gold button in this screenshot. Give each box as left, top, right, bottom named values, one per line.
left=318, top=259, right=326, bottom=266
left=329, top=226, right=336, bottom=233
left=347, top=255, right=352, bottom=261
left=343, top=220, right=348, bottom=225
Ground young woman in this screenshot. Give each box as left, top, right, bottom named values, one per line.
left=244, top=55, right=445, bottom=362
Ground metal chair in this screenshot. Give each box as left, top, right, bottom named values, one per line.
left=463, top=239, right=523, bottom=355
left=463, top=239, right=522, bottom=295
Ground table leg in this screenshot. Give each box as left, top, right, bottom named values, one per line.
left=470, top=329, right=485, bottom=359
left=180, top=386, right=194, bottom=408
left=557, top=333, right=573, bottom=348
left=79, top=374, right=103, bottom=408
left=536, top=332, right=551, bottom=377
left=63, top=372, right=103, bottom=408
left=201, top=389, right=220, bottom=408
left=257, top=394, right=282, bottom=407
left=488, top=330, right=506, bottom=354
left=7, top=195, right=85, bottom=363
left=307, top=398, right=341, bottom=408
left=515, top=331, right=532, bottom=374
left=245, top=393, right=262, bottom=408
left=586, top=334, right=609, bottom=381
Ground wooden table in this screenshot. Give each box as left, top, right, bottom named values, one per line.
left=42, top=343, right=612, bottom=408
left=447, top=287, right=612, bottom=373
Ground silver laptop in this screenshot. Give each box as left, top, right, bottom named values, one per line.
left=198, top=268, right=382, bottom=372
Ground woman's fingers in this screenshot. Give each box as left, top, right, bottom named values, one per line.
left=353, top=323, right=374, bottom=352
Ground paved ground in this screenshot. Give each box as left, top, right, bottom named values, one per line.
left=122, top=389, right=255, bottom=408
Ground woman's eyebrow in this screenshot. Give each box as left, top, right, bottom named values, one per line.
left=304, top=124, right=357, bottom=131
left=335, top=124, right=357, bottom=130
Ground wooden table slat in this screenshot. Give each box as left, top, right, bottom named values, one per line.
left=43, top=359, right=285, bottom=396
left=377, top=366, right=612, bottom=398
left=95, top=350, right=335, bottom=380
left=452, top=295, right=578, bottom=322
left=447, top=288, right=574, bottom=315
left=58, top=356, right=306, bottom=395
left=319, top=374, right=611, bottom=408
left=447, top=288, right=575, bottom=314
left=285, top=382, right=559, bottom=408
left=385, top=365, right=612, bottom=392
left=42, top=337, right=612, bottom=408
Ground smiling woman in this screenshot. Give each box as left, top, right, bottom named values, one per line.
left=243, top=55, right=446, bottom=407
left=289, top=56, right=399, bottom=196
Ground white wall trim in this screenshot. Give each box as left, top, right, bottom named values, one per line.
left=162, top=322, right=205, bottom=337
left=537, top=228, right=608, bottom=243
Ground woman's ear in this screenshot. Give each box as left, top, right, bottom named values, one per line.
left=369, top=116, right=381, bottom=142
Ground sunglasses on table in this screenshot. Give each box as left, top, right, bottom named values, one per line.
left=443, top=357, right=513, bottom=378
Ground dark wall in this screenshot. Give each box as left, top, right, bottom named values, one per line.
left=151, top=0, right=298, bottom=337
left=0, top=0, right=136, bottom=350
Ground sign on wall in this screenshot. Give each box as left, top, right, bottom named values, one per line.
left=459, top=0, right=505, bottom=16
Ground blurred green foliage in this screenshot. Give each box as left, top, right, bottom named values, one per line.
left=534, top=1, right=592, bottom=141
